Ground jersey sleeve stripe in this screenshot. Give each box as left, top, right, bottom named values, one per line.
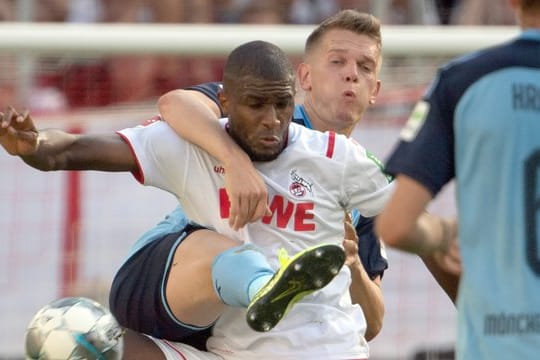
left=115, top=131, right=145, bottom=184
left=326, top=131, right=336, bottom=158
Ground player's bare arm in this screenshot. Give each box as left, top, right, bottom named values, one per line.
left=376, top=175, right=458, bottom=260
left=0, top=107, right=137, bottom=172
left=378, top=174, right=460, bottom=303
left=376, top=175, right=461, bottom=303
left=343, top=213, right=384, bottom=340
left=158, top=89, right=270, bottom=230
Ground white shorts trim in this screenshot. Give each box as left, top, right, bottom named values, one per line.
left=146, top=335, right=223, bottom=360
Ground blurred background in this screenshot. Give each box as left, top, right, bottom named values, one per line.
left=0, top=0, right=518, bottom=359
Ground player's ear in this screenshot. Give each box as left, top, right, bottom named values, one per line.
left=369, top=80, right=381, bottom=105
left=297, top=63, right=312, bottom=91
left=218, top=90, right=229, bottom=113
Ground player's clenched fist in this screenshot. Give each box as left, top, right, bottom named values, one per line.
left=0, top=106, right=38, bottom=156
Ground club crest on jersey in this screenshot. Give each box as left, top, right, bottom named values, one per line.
left=289, top=170, right=313, bottom=198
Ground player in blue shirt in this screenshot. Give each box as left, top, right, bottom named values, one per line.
left=376, top=0, right=540, bottom=358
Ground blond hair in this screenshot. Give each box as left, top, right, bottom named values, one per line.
left=305, top=10, right=382, bottom=56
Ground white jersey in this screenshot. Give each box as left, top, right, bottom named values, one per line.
left=118, top=119, right=393, bottom=359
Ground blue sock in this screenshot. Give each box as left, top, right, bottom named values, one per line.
left=211, top=244, right=274, bottom=307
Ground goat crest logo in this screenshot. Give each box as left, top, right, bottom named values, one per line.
left=289, top=170, right=313, bottom=198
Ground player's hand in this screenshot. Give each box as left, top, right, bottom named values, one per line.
left=223, top=154, right=270, bottom=231
left=343, top=213, right=361, bottom=268
left=434, top=239, right=461, bottom=276
left=433, top=218, right=461, bottom=276
left=0, top=107, right=39, bottom=156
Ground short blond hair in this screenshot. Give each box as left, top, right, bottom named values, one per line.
left=305, top=10, right=382, bottom=56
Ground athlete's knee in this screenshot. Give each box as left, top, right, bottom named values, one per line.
left=211, top=244, right=273, bottom=306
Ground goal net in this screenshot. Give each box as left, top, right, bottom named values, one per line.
left=0, top=23, right=517, bottom=359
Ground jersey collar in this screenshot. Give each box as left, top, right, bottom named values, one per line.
left=293, top=104, right=314, bottom=130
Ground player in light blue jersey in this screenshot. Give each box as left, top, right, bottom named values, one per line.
left=376, top=0, right=540, bottom=358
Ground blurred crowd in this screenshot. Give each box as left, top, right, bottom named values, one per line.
left=0, top=0, right=517, bottom=112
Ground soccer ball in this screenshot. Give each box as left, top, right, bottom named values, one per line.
left=25, top=297, right=124, bottom=360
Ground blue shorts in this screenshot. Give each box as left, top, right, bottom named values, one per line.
left=109, top=223, right=212, bottom=350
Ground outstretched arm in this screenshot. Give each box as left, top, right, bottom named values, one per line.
left=375, top=174, right=461, bottom=303
left=0, top=107, right=136, bottom=172
left=343, top=214, right=384, bottom=341
left=158, top=89, right=269, bottom=231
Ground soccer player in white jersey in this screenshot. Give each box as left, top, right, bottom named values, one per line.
left=128, top=10, right=392, bottom=351
left=116, top=40, right=393, bottom=359
left=376, top=0, right=540, bottom=358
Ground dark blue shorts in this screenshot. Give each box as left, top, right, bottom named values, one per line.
left=109, top=223, right=212, bottom=350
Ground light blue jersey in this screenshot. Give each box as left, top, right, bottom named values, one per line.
left=386, top=30, right=540, bottom=358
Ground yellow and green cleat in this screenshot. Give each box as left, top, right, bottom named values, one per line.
left=246, top=243, right=345, bottom=332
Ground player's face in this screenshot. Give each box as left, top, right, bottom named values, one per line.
left=222, top=78, right=295, bottom=162
left=298, top=29, right=381, bottom=135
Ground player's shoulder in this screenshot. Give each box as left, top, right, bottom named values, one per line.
left=287, top=122, right=361, bottom=160
left=183, top=82, right=225, bottom=115
left=434, top=38, right=529, bottom=97
left=185, top=82, right=222, bottom=96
